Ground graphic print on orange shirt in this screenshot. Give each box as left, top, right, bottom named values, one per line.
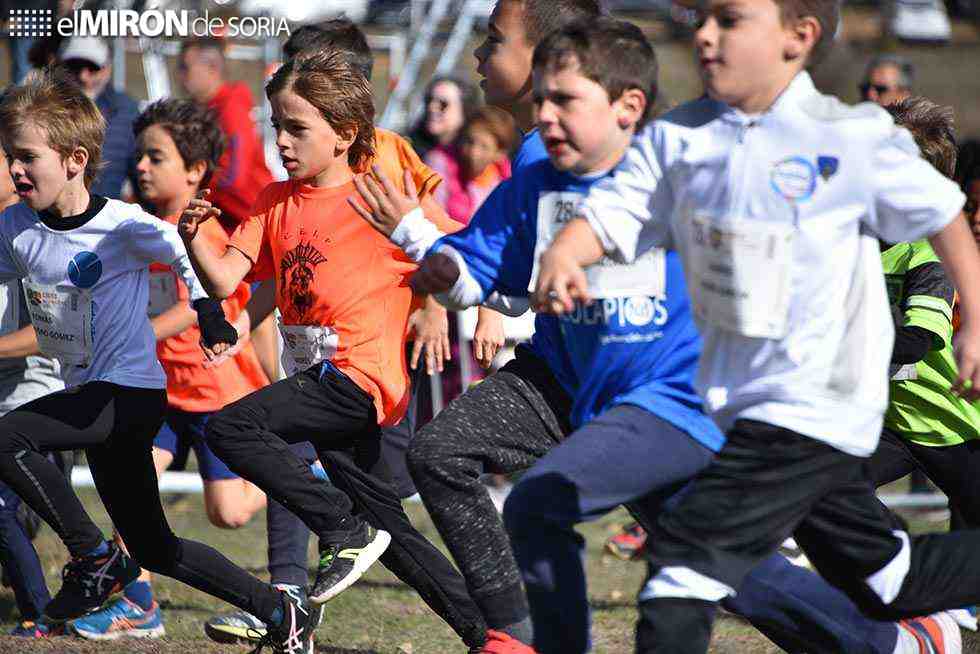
left=280, top=241, right=328, bottom=324
left=229, top=180, right=419, bottom=426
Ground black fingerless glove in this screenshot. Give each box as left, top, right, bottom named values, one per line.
left=193, top=298, right=238, bottom=348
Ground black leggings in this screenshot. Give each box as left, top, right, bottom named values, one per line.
left=0, top=382, right=283, bottom=623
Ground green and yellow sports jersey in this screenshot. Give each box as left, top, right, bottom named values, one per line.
left=882, top=240, right=980, bottom=446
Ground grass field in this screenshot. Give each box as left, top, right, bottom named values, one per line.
left=0, top=488, right=978, bottom=653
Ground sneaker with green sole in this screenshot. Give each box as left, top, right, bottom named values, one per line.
left=310, top=523, right=391, bottom=604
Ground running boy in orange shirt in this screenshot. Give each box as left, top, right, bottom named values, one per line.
left=204, top=20, right=500, bottom=643
left=180, top=50, right=488, bottom=650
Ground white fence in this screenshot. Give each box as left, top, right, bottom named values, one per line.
left=68, top=466, right=953, bottom=510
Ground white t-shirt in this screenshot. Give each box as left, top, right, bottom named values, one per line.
left=0, top=196, right=208, bottom=389
left=579, top=72, right=966, bottom=456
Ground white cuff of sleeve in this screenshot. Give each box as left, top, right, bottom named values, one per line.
left=432, top=245, right=485, bottom=311
left=483, top=292, right=529, bottom=317
left=580, top=206, right=629, bottom=263
left=184, top=271, right=209, bottom=302
left=389, top=207, right=445, bottom=263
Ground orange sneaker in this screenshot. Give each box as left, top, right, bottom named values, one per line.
left=477, top=629, right=538, bottom=653
left=606, top=522, right=648, bottom=560
left=899, top=612, right=962, bottom=653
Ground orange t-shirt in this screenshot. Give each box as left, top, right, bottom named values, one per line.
left=151, top=213, right=269, bottom=413
left=361, top=128, right=442, bottom=201
left=229, top=172, right=459, bottom=426
left=362, top=129, right=463, bottom=239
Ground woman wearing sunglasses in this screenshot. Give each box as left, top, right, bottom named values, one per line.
left=409, top=76, right=479, bottom=160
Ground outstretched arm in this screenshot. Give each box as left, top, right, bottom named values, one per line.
left=178, top=190, right=253, bottom=299
left=930, top=213, right=980, bottom=400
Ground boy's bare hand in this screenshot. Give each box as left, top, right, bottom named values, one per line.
left=411, top=252, right=460, bottom=295
left=349, top=167, right=420, bottom=237
left=532, top=246, right=591, bottom=314
left=952, top=322, right=980, bottom=401
left=408, top=300, right=450, bottom=375
left=473, top=308, right=505, bottom=369
left=178, top=189, right=221, bottom=243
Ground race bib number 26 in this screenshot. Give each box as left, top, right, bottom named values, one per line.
left=529, top=191, right=666, bottom=298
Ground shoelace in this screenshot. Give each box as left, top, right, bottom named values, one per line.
left=247, top=602, right=307, bottom=654
left=62, top=548, right=119, bottom=599
left=247, top=629, right=276, bottom=654
left=318, top=546, right=338, bottom=569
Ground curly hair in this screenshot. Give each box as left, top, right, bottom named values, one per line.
left=885, top=97, right=957, bottom=179
left=266, top=48, right=375, bottom=170
left=133, top=99, right=225, bottom=187
left=0, top=66, right=105, bottom=189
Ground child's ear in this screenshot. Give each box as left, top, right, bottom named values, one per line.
left=615, top=88, right=648, bottom=130
left=65, top=146, right=89, bottom=181
left=784, top=15, right=821, bottom=62
left=187, top=159, right=208, bottom=187
left=335, top=126, right=357, bottom=157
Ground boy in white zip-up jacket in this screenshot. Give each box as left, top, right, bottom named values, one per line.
left=533, top=0, right=980, bottom=652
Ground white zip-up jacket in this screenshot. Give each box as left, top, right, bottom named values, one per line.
left=579, top=73, right=965, bottom=456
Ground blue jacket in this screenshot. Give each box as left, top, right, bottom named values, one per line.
left=92, top=87, right=139, bottom=200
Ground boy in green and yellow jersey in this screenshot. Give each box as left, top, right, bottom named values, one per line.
left=869, top=98, right=980, bottom=541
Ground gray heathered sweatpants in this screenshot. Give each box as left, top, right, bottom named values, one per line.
left=407, top=346, right=572, bottom=629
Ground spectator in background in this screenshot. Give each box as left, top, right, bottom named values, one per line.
left=58, top=36, right=139, bottom=200
left=175, top=36, right=279, bottom=384
left=427, top=106, right=516, bottom=226
left=409, top=76, right=479, bottom=160
left=860, top=53, right=914, bottom=106
left=425, top=106, right=515, bottom=406
left=176, top=36, right=273, bottom=234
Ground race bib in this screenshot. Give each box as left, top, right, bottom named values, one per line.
left=278, top=323, right=339, bottom=376
left=147, top=270, right=179, bottom=318
left=686, top=213, right=794, bottom=339
left=22, top=280, right=93, bottom=367
left=528, top=191, right=666, bottom=298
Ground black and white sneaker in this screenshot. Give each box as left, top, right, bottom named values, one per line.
left=206, top=586, right=323, bottom=647
left=249, top=585, right=315, bottom=654
left=44, top=542, right=140, bottom=622
left=310, top=522, right=391, bottom=604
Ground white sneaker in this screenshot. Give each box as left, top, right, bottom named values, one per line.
left=948, top=608, right=978, bottom=632
left=891, top=0, right=952, bottom=42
